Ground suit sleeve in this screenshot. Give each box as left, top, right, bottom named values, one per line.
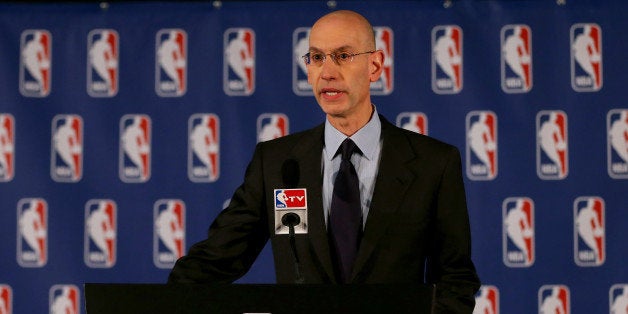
left=429, top=146, right=481, bottom=313
left=168, top=144, right=269, bottom=284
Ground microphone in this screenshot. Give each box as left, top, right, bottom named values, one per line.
left=280, top=159, right=304, bottom=283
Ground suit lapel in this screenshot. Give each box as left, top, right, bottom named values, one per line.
left=288, top=125, right=337, bottom=282
left=351, top=119, right=417, bottom=281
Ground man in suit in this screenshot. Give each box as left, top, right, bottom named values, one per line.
left=169, top=10, right=480, bottom=312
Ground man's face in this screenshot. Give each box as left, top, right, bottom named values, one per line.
left=306, top=15, right=381, bottom=120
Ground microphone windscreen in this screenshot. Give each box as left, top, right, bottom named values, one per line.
left=281, top=158, right=300, bottom=188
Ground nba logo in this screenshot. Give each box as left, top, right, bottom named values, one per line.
left=571, top=23, right=602, bottom=92
left=293, top=27, right=312, bottom=96
left=19, top=29, right=52, bottom=97
left=607, top=109, right=628, bottom=179
left=371, top=26, right=393, bottom=95
left=84, top=199, right=117, bottom=268
left=537, top=110, right=568, bottom=180
left=0, top=284, right=12, bottom=314
left=257, top=113, right=289, bottom=142
left=396, top=112, right=428, bottom=135
left=154, top=199, right=185, bottom=268
left=473, top=285, right=499, bottom=314
left=188, top=113, right=220, bottom=182
left=538, top=285, right=570, bottom=314
left=432, top=25, right=462, bottom=94
left=17, top=198, right=48, bottom=267
left=49, top=285, right=79, bottom=314
left=503, top=197, right=534, bottom=267
left=574, top=196, right=605, bottom=266
left=501, top=24, right=532, bottom=93
left=224, top=28, right=255, bottom=96
left=156, top=29, right=187, bottom=97
left=0, top=113, right=15, bottom=182
left=466, top=111, right=497, bottom=180
left=610, top=284, right=628, bottom=314
left=87, top=29, right=118, bottom=97
left=51, top=114, right=83, bottom=182
left=119, top=114, right=151, bottom=183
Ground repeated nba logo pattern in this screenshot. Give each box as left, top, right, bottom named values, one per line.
left=224, top=28, right=255, bottom=96
left=501, top=24, right=532, bottom=93
left=607, top=109, right=628, bottom=179
left=0, top=284, right=12, bottom=314
left=371, top=26, right=394, bottom=95
left=51, top=114, right=83, bottom=182
left=84, top=199, right=117, bottom=268
left=188, top=114, right=220, bottom=182
left=257, top=113, right=289, bottom=143
left=503, top=197, right=534, bottom=267
left=119, top=114, right=151, bottom=183
left=87, top=29, right=119, bottom=97
left=537, top=110, right=568, bottom=180
left=16, top=198, right=48, bottom=268
left=538, top=285, right=570, bottom=314
left=466, top=111, right=497, bottom=180
left=49, top=285, right=79, bottom=314
left=570, top=23, right=602, bottom=92
left=0, top=113, right=14, bottom=182
left=154, top=199, right=186, bottom=269
left=293, top=27, right=311, bottom=96
left=473, top=285, right=499, bottom=314
left=396, top=112, right=428, bottom=135
left=432, top=25, right=462, bottom=94
left=156, top=29, right=187, bottom=97
left=19, top=29, right=52, bottom=97
left=573, top=196, right=605, bottom=266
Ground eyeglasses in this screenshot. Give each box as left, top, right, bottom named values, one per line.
left=302, top=50, right=376, bottom=66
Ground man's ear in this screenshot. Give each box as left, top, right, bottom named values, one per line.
left=369, top=50, right=385, bottom=82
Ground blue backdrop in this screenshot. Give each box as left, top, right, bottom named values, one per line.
left=1, top=1, right=627, bottom=313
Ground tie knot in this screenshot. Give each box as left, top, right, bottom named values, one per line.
left=337, top=138, right=360, bottom=161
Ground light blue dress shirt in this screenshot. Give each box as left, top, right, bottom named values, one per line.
left=322, top=108, right=382, bottom=228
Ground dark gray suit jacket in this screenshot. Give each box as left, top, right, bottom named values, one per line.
left=169, top=116, right=480, bottom=312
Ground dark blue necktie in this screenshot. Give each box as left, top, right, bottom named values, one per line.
left=329, top=138, right=362, bottom=283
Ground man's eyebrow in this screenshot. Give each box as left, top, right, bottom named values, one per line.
left=308, top=45, right=355, bottom=52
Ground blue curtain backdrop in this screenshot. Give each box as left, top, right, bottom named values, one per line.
left=0, top=1, right=627, bottom=313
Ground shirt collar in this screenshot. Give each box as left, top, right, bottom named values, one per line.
left=324, top=106, right=381, bottom=161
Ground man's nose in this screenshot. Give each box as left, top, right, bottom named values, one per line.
left=320, top=58, right=340, bottom=81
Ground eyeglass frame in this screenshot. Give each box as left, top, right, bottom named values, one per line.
left=301, top=50, right=377, bottom=66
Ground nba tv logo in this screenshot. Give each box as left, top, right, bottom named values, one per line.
left=610, top=284, right=628, bottom=314
left=574, top=196, right=605, bottom=266
left=371, top=26, right=393, bottom=95
left=84, top=199, right=117, bottom=268
left=538, top=285, right=570, bottom=314
left=51, top=114, right=83, bottom=182
left=0, top=285, right=11, bottom=314
left=0, top=114, right=15, bottom=182
left=571, top=23, right=602, bottom=92
left=87, top=29, right=118, bottom=97
left=607, top=109, right=628, bottom=179
left=293, top=27, right=311, bottom=96
left=257, top=113, right=288, bottom=142
left=20, top=29, right=52, bottom=97
left=503, top=197, right=534, bottom=267
left=474, top=285, right=499, bottom=314
left=188, top=114, right=220, bottom=182
left=466, top=111, right=497, bottom=180
left=17, top=198, right=48, bottom=267
left=501, top=24, right=532, bottom=93
left=49, top=285, right=79, bottom=314
left=154, top=199, right=185, bottom=268
left=156, top=29, right=187, bottom=97
left=119, top=114, right=151, bottom=183
left=274, top=189, right=307, bottom=235
left=224, top=28, right=255, bottom=96
left=432, top=25, right=462, bottom=94
left=396, top=112, right=428, bottom=135
left=537, top=110, right=568, bottom=180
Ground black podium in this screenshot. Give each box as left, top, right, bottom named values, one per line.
left=84, top=283, right=433, bottom=313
